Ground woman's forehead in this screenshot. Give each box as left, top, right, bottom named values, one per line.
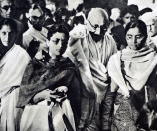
left=51, top=32, right=65, bottom=39
left=126, top=27, right=141, bottom=35
left=124, top=13, right=134, bottom=17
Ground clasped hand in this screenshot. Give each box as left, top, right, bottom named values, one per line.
left=33, top=86, right=68, bottom=104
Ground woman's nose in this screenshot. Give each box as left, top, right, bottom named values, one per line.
left=58, top=40, right=62, bottom=48
left=132, top=37, right=137, bottom=43
left=5, top=33, right=9, bottom=41
left=149, top=25, right=152, bottom=31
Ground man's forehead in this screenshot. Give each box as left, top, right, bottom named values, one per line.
left=29, top=8, right=43, bottom=17
left=89, top=17, right=104, bottom=26
left=0, top=0, right=12, bottom=6
left=88, top=8, right=108, bottom=26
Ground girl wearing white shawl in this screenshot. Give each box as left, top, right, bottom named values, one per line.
left=0, top=18, right=30, bottom=131
left=102, top=20, right=157, bottom=131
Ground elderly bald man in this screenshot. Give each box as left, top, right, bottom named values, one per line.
left=65, top=7, right=117, bottom=131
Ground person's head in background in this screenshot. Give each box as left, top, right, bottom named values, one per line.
left=125, top=20, right=147, bottom=50
left=47, top=24, right=69, bottom=60
left=0, top=18, right=17, bottom=48
left=110, top=8, right=121, bottom=22
left=119, top=5, right=139, bottom=28
left=140, top=12, right=157, bottom=38
left=54, top=7, right=69, bottom=24
left=128, top=4, right=139, bottom=18
left=87, top=8, right=109, bottom=42
left=0, top=0, right=14, bottom=18
left=26, top=2, right=45, bottom=31
left=72, top=15, right=84, bottom=27
left=45, top=0, right=56, bottom=15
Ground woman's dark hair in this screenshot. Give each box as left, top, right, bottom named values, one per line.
left=48, top=24, right=69, bottom=41
left=125, top=20, right=147, bottom=37
left=0, top=18, right=17, bottom=33
left=72, top=15, right=84, bottom=25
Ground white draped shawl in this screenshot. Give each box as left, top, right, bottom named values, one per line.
left=23, top=26, right=48, bottom=51
left=108, top=47, right=157, bottom=96
left=65, top=24, right=117, bottom=101
left=0, top=44, right=30, bottom=98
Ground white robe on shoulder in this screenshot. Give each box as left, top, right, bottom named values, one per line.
left=0, top=44, right=30, bottom=131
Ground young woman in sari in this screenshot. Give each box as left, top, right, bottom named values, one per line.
left=17, top=25, right=81, bottom=131
left=0, top=18, right=30, bottom=131
left=102, top=20, right=157, bottom=131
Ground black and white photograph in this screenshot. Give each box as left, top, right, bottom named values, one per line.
left=0, top=0, right=157, bottom=131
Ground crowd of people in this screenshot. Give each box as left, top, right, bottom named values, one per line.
left=0, top=0, right=157, bottom=131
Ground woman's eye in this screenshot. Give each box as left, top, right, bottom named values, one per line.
left=127, top=35, right=132, bottom=39
left=136, top=36, right=140, bottom=39
left=2, top=32, right=6, bottom=35
left=152, top=23, right=155, bottom=26
left=136, top=35, right=143, bottom=39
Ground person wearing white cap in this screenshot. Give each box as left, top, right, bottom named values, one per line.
left=140, top=11, right=157, bottom=48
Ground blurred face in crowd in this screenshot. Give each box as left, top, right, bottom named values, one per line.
left=140, top=12, right=157, bottom=38
left=88, top=8, right=108, bottom=42
left=0, top=0, right=13, bottom=18
left=122, top=13, right=136, bottom=26
left=48, top=32, right=67, bottom=58
left=28, top=4, right=45, bottom=31
left=45, top=0, right=56, bottom=15
left=0, top=24, right=16, bottom=47
left=126, top=27, right=145, bottom=50
left=146, top=19, right=157, bottom=37
left=110, top=8, right=120, bottom=21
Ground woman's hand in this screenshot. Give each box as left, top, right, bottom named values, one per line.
left=33, top=87, right=68, bottom=104
left=33, top=89, right=55, bottom=103
left=55, top=86, right=68, bottom=93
